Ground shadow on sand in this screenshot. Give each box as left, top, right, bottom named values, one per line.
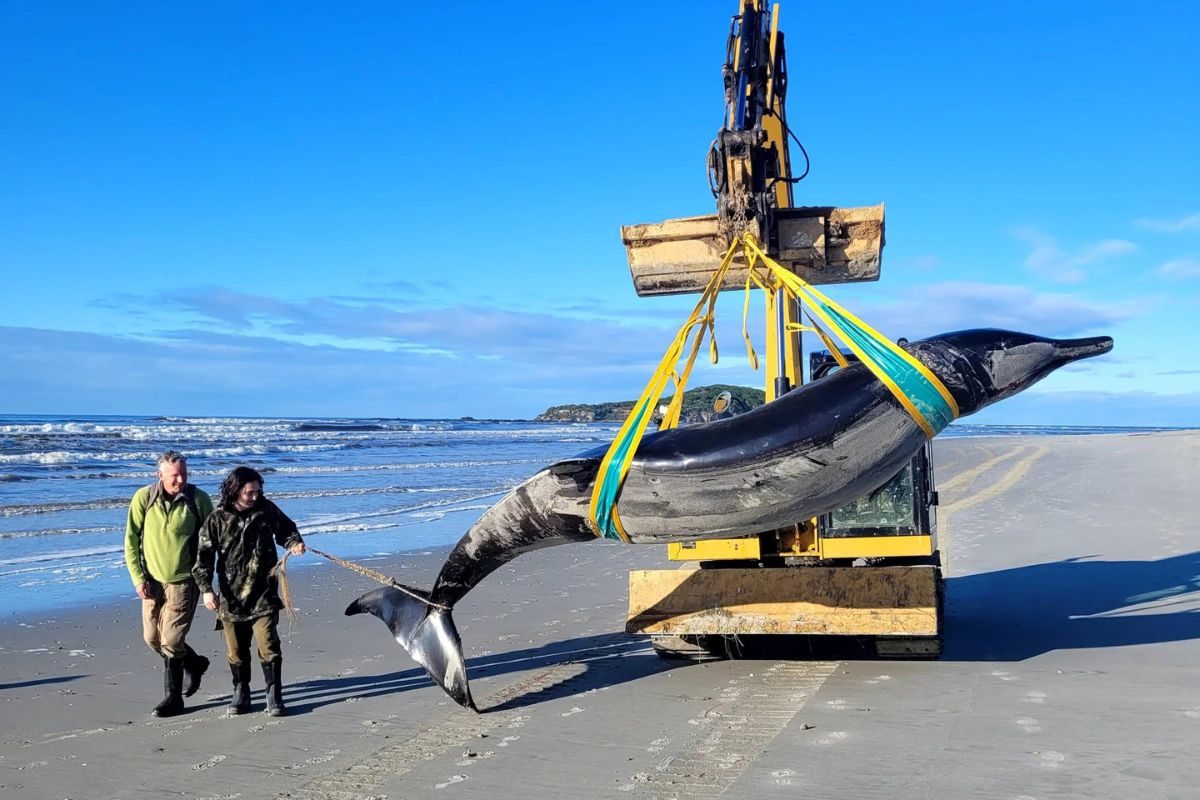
left=942, top=549, right=1200, bottom=660
left=280, top=631, right=674, bottom=716
left=0, top=674, right=88, bottom=692
left=255, top=551, right=1200, bottom=714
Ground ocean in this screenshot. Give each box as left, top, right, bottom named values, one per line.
left=0, top=414, right=1184, bottom=617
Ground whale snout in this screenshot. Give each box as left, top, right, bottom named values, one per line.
left=1053, top=335, right=1114, bottom=364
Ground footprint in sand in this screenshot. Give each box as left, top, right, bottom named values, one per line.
left=456, top=750, right=495, bottom=766
left=1038, top=750, right=1065, bottom=768
left=816, top=731, right=849, bottom=746
left=506, top=715, right=530, bottom=728
left=561, top=706, right=585, bottom=717
left=1184, top=706, right=1200, bottom=719
left=192, top=754, right=227, bottom=771
left=496, top=735, right=520, bottom=748
left=647, top=737, right=671, bottom=753
left=1024, top=691, right=1047, bottom=704
left=1016, top=717, right=1042, bottom=734
left=773, top=768, right=795, bottom=785
left=435, top=774, right=468, bottom=789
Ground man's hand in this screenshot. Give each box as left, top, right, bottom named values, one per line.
left=203, top=591, right=218, bottom=611
left=289, top=542, right=306, bottom=556
left=135, top=581, right=155, bottom=600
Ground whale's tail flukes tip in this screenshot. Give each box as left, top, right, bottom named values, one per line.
left=346, top=585, right=476, bottom=712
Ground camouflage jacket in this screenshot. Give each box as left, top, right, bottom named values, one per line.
left=192, top=498, right=303, bottom=622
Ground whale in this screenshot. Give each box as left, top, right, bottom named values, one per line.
left=346, top=328, right=1113, bottom=709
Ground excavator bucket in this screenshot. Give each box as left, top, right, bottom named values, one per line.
left=622, top=204, right=884, bottom=296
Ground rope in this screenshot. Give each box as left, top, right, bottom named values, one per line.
left=271, top=546, right=451, bottom=618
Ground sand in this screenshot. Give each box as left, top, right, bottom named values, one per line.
left=1, top=431, right=1198, bottom=799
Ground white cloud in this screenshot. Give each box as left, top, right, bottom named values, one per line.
left=1134, top=212, right=1200, bottom=233
left=1012, top=227, right=1136, bottom=283
left=829, top=280, right=1133, bottom=341
left=1157, top=257, right=1200, bottom=279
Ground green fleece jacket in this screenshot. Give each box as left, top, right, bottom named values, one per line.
left=124, top=483, right=214, bottom=585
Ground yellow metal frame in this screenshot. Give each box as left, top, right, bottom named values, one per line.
left=668, top=538, right=761, bottom=561
left=668, top=534, right=934, bottom=562
left=663, top=2, right=931, bottom=567
left=818, top=535, right=934, bottom=560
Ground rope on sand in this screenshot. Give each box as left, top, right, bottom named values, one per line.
left=271, top=546, right=450, bottom=624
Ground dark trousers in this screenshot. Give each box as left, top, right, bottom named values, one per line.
left=221, top=612, right=281, bottom=665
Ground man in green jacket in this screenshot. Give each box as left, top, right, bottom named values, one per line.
left=124, top=450, right=214, bottom=717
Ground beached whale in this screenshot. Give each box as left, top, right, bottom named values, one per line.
left=347, top=328, right=1113, bottom=709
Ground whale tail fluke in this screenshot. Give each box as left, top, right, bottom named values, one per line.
left=345, top=585, right=476, bottom=711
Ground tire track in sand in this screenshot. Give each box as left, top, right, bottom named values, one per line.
left=937, top=444, right=1029, bottom=495
left=939, top=444, right=1049, bottom=568
left=280, top=662, right=587, bottom=800
left=624, top=661, right=837, bottom=799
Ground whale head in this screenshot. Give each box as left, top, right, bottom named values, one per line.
left=909, top=328, right=1113, bottom=416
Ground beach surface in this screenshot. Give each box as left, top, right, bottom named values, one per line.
left=2, top=431, right=1198, bottom=799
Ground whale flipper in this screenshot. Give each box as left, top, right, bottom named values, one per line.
left=345, top=586, right=475, bottom=711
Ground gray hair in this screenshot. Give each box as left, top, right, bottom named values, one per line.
left=156, top=450, right=187, bottom=468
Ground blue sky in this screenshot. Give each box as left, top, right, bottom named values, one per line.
left=2, top=1, right=1197, bottom=425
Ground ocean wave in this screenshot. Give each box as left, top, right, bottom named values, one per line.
left=293, top=422, right=386, bottom=432
left=0, top=483, right=492, bottom=517
left=0, top=525, right=121, bottom=540
left=298, top=488, right=509, bottom=528
left=268, top=458, right=543, bottom=474
left=271, top=485, right=476, bottom=501
left=0, top=474, right=37, bottom=482
left=0, top=441, right=359, bottom=467
left=24, top=458, right=544, bottom=482
left=0, top=544, right=124, bottom=569
left=0, top=497, right=129, bottom=516
left=302, top=521, right=405, bottom=535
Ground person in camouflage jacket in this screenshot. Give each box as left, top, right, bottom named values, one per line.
left=193, top=466, right=305, bottom=716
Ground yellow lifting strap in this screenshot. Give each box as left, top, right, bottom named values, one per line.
left=587, top=233, right=959, bottom=542
left=586, top=238, right=743, bottom=542
left=740, top=234, right=959, bottom=438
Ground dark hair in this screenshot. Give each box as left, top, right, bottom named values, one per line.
left=218, top=466, right=265, bottom=510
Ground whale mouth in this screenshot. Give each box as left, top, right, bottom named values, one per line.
left=1053, top=335, right=1114, bottom=365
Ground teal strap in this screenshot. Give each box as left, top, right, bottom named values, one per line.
left=820, top=302, right=955, bottom=435
left=592, top=400, right=657, bottom=541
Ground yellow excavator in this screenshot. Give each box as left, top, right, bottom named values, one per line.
left=620, top=0, right=943, bottom=659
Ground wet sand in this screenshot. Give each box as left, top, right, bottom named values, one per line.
left=1, top=431, right=1198, bottom=799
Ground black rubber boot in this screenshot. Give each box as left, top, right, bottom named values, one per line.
left=227, top=662, right=251, bottom=715
left=152, top=656, right=186, bottom=717
left=262, top=658, right=285, bottom=717
left=183, top=646, right=210, bottom=698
